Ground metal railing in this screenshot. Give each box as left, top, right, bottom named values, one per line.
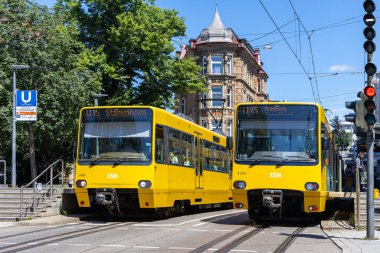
left=19, top=159, right=64, bottom=221
left=0, top=160, right=6, bottom=186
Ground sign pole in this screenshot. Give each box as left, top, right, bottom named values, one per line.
left=11, top=68, right=17, bottom=188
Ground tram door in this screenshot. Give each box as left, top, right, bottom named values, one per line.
left=194, top=134, right=204, bottom=189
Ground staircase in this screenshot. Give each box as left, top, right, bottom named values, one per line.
left=354, top=192, right=380, bottom=229
left=0, top=187, right=62, bottom=221
left=0, top=159, right=66, bottom=222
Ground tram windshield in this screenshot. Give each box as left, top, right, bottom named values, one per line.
left=235, top=104, right=318, bottom=164
left=78, top=108, right=152, bottom=164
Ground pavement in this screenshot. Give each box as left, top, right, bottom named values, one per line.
left=321, top=220, right=380, bottom=253
left=1, top=216, right=380, bottom=252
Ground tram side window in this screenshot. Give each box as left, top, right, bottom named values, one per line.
left=155, top=125, right=165, bottom=163
left=204, top=141, right=212, bottom=170
left=221, top=147, right=227, bottom=172
left=168, top=129, right=180, bottom=164
left=212, top=144, right=220, bottom=171
left=181, top=133, right=193, bottom=167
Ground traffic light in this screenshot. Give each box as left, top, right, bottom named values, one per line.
left=363, top=0, right=377, bottom=126
left=345, top=92, right=366, bottom=129
left=363, top=85, right=377, bottom=125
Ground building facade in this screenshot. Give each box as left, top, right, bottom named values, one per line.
left=175, top=9, right=268, bottom=136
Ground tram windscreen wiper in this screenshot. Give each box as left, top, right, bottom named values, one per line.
left=89, top=155, right=115, bottom=166
left=112, top=157, right=129, bottom=167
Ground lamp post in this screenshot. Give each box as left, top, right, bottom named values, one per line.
left=93, top=94, right=108, bottom=106
left=11, top=64, right=30, bottom=188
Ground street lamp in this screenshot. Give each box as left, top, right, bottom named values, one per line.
left=93, top=94, right=108, bottom=106
left=12, top=64, right=30, bottom=188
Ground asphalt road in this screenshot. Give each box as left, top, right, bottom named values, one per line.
left=0, top=209, right=341, bottom=253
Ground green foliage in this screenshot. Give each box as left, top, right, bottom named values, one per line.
left=56, top=0, right=205, bottom=108
left=0, top=0, right=102, bottom=182
left=330, top=116, right=352, bottom=150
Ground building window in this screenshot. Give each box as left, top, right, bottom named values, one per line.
left=181, top=98, right=185, bottom=113
left=227, top=87, right=232, bottom=108
left=258, top=78, right=262, bottom=93
left=212, top=86, right=223, bottom=107
left=201, top=93, right=207, bottom=108
left=211, top=55, right=223, bottom=74
left=227, top=121, right=232, bottom=137
left=202, top=56, right=207, bottom=75
left=202, top=120, right=208, bottom=128
left=226, top=55, right=232, bottom=75
left=211, top=121, right=219, bottom=131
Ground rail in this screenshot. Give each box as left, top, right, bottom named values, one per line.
left=19, top=159, right=64, bottom=221
left=0, top=160, right=6, bottom=186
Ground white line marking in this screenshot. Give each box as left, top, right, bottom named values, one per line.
left=100, top=245, right=125, bottom=247
left=133, top=224, right=174, bottom=227
left=47, top=244, right=59, bottom=246
left=231, top=250, right=257, bottom=252
left=176, top=210, right=245, bottom=226
left=0, top=242, right=17, bottom=245
left=166, top=228, right=181, bottom=231
left=27, top=243, right=38, bottom=245
left=68, top=244, right=92, bottom=246
left=186, top=229, right=208, bottom=232
left=169, top=247, right=196, bottom=250
left=193, top=222, right=206, bottom=227
left=134, top=228, right=153, bottom=230
left=134, top=246, right=160, bottom=249
left=67, top=222, right=79, bottom=225
left=214, top=229, right=233, bottom=232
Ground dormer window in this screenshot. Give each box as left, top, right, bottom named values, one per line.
left=211, top=55, right=223, bottom=74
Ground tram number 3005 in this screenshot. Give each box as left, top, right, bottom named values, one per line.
left=269, top=172, right=282, bottom=178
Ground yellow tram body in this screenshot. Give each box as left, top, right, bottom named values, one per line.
left=232, top=102, right=337, bottom=218
left=74, top=106, right=232, bottom=215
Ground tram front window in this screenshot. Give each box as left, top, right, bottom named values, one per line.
left=236, top=104, right=318, bottom=164
left=78, top=108, right=152, bottom=164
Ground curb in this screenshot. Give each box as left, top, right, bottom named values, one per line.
left=18, top=215, right=81, bottom=226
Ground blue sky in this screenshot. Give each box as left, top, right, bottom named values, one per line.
left=35, top=0, right=376, bottom=122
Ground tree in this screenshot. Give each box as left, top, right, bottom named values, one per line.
left=56, top=0, right=206, bottom=108
left=0, top=0, right=104, bottom=184
left=330, top=116, right=352, bottom=150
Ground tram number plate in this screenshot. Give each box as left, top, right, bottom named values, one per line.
left=269, top=172, right=282, bottom=178
left=107, top=173, right=119, bottom=179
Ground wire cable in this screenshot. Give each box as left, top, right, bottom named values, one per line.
left=258, top=0, right=317, bottom=102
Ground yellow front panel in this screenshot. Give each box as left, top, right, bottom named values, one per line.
left=75, top=164, right=154, bottom=189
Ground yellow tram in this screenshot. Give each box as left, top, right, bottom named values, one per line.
left=231, top=102, right=339, bottom=219
left=74, top=106, right=232, bottom=216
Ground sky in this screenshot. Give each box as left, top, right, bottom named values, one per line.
left=34, top=0, right=376, bottom=122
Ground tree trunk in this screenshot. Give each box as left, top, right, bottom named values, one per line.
left=29, top=125, right=37, bottom=180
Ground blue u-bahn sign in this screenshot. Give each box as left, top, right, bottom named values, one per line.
left=16, top=90, right=37, bottom=121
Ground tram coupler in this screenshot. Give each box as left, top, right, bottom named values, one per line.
left=95, top=189, right=116, bottom=206
left=262, top=189, right=283, bottom=217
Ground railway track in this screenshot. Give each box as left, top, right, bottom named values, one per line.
left=0, top=221, right=136, bottom=253
left=191, top=222, right=306, bottom=253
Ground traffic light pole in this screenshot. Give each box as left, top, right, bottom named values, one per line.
left=366, top=127, right=375, bottom=239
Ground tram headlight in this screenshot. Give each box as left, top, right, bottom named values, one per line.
left=138, top=180, right=152, bottom=188
left=233, top=181, right=246, bottom=189
left=76, top=180, right=87, bottom=188
left=305, top=182, right=319, bottom=191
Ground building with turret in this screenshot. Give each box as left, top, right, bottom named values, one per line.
left=175, top=8, right=268, bottom=136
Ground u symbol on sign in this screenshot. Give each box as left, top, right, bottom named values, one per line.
left=21, top=91, right=32, bottom=104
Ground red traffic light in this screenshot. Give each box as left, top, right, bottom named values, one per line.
left=364, top=85, right=376, bottom=98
